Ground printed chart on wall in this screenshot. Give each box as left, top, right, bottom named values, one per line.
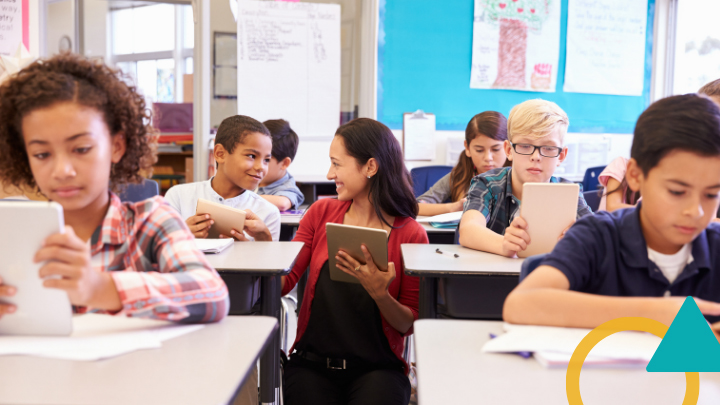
left=470, top=0, right=562, bottom=92
left=236, top=0, right=340, bottom=139
left=564, top=0, right=648, bottom=96
left=0, top=0, right=28, bottom=56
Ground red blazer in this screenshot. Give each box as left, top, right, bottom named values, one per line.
left=282, top=198, right=428, bottom=372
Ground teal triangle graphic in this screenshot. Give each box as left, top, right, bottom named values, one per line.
left=646, top=296, right=720, bottom=372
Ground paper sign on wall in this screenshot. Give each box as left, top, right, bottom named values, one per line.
left=403, top=111, right=436, bottom=161
left=470, top=0, right=562, bottom=92
left=236, top=0, right=340, bottom=139
left=0, top=0, right=28, bottom=56
left=563, top=0, right=648, bottom=96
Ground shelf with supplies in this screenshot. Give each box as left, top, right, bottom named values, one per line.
left=153, top=148, right=193, bottom=194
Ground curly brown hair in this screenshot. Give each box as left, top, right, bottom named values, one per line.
left=0, top=53, right=157, bottom=193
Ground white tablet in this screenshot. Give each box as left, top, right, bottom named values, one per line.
left=0, top=201, right=73, bottom=335
left=326, top=223, right=389, bottom=284
left=517, top=183, right=579, bottom=258
left=196, top=198, right=246, bottom=239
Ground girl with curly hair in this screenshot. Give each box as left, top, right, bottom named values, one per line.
left=0, top=53, right=229, bottom=323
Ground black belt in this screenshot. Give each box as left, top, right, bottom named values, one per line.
left=294, top=350, right=354, bottom=370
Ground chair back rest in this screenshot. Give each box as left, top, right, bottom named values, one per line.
left=119, top=178, right=160, bottom=203
left=582, top=166, right=606, bottom=193
left=410, top=165, right=454, bottom=198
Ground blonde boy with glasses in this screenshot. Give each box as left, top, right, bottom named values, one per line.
left=458, top=99, right=592, bottom=257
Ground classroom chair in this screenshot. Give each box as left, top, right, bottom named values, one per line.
left=581, top=166, right=606, bottom=192
left=118, top=178, right=160, bottom=203
left=583, top=190, right=601, bottom=212
left=519, top=253, right=548, bottom=282
left=410, top=165, right=454, bottom=198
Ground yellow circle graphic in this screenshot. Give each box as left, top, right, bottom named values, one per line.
left=566, top=317, right=700, bottom=405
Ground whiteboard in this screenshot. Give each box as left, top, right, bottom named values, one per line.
left=236, top=0, right=341, bottom=139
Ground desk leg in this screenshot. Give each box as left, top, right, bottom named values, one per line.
left=260, top=275, right=280, bottom=405
left=419, top=277, right=437, bottom=319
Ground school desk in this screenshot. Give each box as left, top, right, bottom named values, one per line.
left=205, top=241, right=303, bottom=405
left=401, top=244, right=523, bottom=319
left=414, top=319, right=720, bottom=404
left=0, top=316, right=277, bottom=405
left=416, top=216, right=458, bottom=244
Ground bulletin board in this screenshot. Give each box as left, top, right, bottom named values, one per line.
left=377, top=0, right=655, bottom=133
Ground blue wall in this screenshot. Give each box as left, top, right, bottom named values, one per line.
left=377, top=0, right=655, bottom=133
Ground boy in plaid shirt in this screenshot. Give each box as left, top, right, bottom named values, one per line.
left=459, top=99, right=592, bottom=257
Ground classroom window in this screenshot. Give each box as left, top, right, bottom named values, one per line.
left=673, top=0, right=720, bottom=94
left=110, top=3, right=193, bottom=106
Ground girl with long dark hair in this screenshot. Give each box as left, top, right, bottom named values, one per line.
left=418, top=111, right=508, bottom=216
left=281, top=118, right=428, bottom=405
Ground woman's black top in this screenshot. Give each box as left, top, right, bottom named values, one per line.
left=295, top=261, right=403, bottom=368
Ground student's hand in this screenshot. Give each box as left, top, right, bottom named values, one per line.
left=558, top=222, right=575, bottom=241
left=0, top=276, right=17, bottom=318
left=501, top=217, right=531, bottom=258
left=186, top=214, right=214, bottom=239
left=34, top=226, right=122, bottom=311
left=335, top=245, right=395, bottom=301
left=449, top=198, right=467, bottom=213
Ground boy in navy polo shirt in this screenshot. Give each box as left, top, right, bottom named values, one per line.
left=258, top=119, right=305, bottom=211
left=504, top=94, right=720, bottom=328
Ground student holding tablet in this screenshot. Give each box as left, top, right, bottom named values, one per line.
left=0, top=53, right=228, bottom=323
left=417, top=111, right=508, bottom=216
left=164, top=115, right=280, bottom=241
left=281, top=118, right=428, bottom=405
left=458, top=99, right=592, bottom=257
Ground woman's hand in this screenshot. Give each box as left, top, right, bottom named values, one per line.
left=335, top=245, right=395, bottom=301
left=0, top=276, right=17, bottom=318
left=34, top=226, right=122, bottom=311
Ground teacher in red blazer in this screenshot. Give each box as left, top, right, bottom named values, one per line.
left=281, top=118, right=428, bottom=405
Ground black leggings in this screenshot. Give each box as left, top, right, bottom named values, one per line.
left=283, top=357, right=411, bottom=405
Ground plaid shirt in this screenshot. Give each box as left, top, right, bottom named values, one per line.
left=77, top=193, right=229, bottom=323
left=463, top=167, right=592, bottom=235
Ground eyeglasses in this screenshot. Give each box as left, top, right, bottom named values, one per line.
left=509, top=142, right=563, bottom=158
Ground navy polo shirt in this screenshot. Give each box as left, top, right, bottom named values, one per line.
left=541, top=205, right=720, bottom=322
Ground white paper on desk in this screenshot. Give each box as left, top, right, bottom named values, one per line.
left=194, top=238, right=234, bottom=254
left=416, top=211, right=462, bottom=224
left=482, top=323, right=660, bottom=366
left=0, top=314, right=203, bottom=361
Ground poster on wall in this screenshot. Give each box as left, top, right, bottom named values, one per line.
left=470, top=0, right=561, bottom=92
left=563, top=0, right=648, bottom=96
left=0, top=0, right=28, bottom=56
